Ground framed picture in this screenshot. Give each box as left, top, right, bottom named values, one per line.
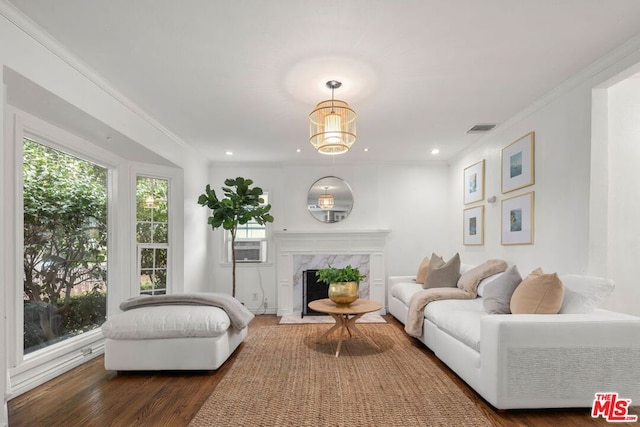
left=501, top=132, right=534, bottom=194
left=501, top=191, right=534, bottom=245
left=463, top=205, right=484, bottom=246
left=463, top=160, right=485, bottom=204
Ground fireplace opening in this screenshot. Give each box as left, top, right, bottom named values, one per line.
left=302, top=270, right=329, bottom=317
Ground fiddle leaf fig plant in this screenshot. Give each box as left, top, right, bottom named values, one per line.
left=198, top=177, right=274, bottom=297
left=316, top=265, right=366, bottom=284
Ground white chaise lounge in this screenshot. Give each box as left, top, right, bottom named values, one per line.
left=101, top=293, right=253, bottom=371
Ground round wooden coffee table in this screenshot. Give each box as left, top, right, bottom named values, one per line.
left=307, top=298, right=383, bottom=357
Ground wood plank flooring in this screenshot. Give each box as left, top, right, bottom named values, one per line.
left=8, top=315, right=639, bottom=426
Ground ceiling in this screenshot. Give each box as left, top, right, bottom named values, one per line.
left=6, top=1, right=640, bottom=164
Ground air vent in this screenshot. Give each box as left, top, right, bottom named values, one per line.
left=466, top=124, right=496, bottom=134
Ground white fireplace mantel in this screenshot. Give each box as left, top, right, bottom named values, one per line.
left=273, top=229, right=390, bottom=316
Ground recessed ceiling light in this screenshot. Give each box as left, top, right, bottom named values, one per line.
left=431, top=148, right=440, bottom=155
left=225, top=151, right=233, bottom=156
left=296, top=148, right=301, bottom=153
left=364, top=148, right=369, bottom=152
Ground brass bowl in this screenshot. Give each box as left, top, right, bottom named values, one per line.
left=328, top=281, right=359, bottom=305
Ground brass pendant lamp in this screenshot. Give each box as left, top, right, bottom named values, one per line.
left=318, top=186, right=334, bottom=210
left=309, top=80, right=356, bottom=155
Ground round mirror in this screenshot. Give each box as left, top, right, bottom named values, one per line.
left=307, top=176, right=354, bottom=223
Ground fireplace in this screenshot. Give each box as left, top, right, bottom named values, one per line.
left=273, top=230, right=390, bottom=316
left=302, top=270, right=328, bottom=316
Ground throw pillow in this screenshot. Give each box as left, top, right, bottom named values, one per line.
left=559, top=274, right=615, bottom=314
left=457, top=259, right=508, bottom=294
left=510, top=268, right=564, bottom=314
left=482, top=265, right=523, bottom=314
left=423, top=252, right=461, bottom=289
left=415, top=256, right=430, bottom=284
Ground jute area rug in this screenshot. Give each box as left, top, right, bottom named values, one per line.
left=189, top=324, right=491, bottom=427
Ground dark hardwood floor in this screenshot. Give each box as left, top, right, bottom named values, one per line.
left=8, top=315, right=638, bottom=426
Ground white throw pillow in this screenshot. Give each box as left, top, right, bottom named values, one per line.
left=558, top=274, right=615, bottom=314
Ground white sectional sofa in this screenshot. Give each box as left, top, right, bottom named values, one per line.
left=388, top=266, right=640, bottom=410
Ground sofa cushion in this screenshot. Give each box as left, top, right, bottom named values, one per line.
left=482, top=265, right=523, bottom=314
left=415, top=256, right=430, bottom=284
left=559, top=274, right=615, bottom=314
left=101, top=305, right=231, bottom=340
left=423, top=252, right=461, bottom=289
left=424, top=298, right=484, bottom=352
left=457, top=259, right=507, bottom=294
left=510, top=268, right=564, bottom=314
left=391, top=281, right=423, bottom=306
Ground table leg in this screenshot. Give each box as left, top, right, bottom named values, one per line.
left=346, top=316, right=380, bottom=350
left=335, top=316, right=347, bottom=357
left=316, top=312, right=379, bottom=357
left=316, top=320, right=342, bottom=342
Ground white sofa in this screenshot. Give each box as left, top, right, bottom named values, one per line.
left=387, top=267, right=640, bottom=410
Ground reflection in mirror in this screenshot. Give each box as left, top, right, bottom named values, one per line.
left=307, top=176, right=353, bottom=223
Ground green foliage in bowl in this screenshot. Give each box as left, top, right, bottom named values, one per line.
left=315, top=265, right=366, bottom=283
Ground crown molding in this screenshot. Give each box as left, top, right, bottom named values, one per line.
left=0, top=0, right=187, bottom=148
left=452, top=32, right=640, bottom=165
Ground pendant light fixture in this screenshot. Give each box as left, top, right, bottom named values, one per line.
left=309, top=80, right=356, bottom=155
left=318, top=187, right=334, bottom=210
left=144, top=195, right=157, bottom=209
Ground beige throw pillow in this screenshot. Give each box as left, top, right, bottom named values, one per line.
left=415, top=256, right=430, bottom=284
left=423, top=253, right=461, bottom=289
left=457, top=259, right=508, bottom=294
left=510, top=268, right=564, bottom=314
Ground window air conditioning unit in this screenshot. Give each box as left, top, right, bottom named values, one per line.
left=233, top=240, right=262, bottom=263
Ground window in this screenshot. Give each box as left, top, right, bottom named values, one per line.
left=225, top=193, right=268, bottom=263
left=22, top=138, right=108, bottom=354
left=136, top=176, right=169, bottom=295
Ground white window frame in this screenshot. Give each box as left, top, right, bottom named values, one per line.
left=5, top=106, right=125, bottom=397
left=130, top=165, right=183, bottom=297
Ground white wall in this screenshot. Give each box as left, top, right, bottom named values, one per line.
left=450, top=38, right=640, bottom=316
left=603, top=76, right=640, bottom=313
left=1, top=69, right=8, bottom=427
left=205, top=162, right=452, bottom=310
left=450, top=87, right=593, bottom=275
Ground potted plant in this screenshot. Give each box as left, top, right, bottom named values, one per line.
left=197, top=177, right=274, bottom=297
left=316, top=265, right=366, bottom=305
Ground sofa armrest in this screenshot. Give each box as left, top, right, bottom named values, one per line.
left=387, top=275, right=415, bottom=305
left=387, top=275, right=415, bottom=287
left=480, top=313, right=640, bottom=409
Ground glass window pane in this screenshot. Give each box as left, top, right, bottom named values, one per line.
left=153, top=223, right=168, bottom=243
left=23, top=138, right=107, bottom=354
left=136, top=200, right=152, bottom=222
left=140, top=248, right=154, bottom=268
left=137, top=222, right=152, bottom=243
left=155, top=249, right=167, bottom=268
left=140, top=269, right=153, bottom=290
left=154, top=270, right=167, bottom=288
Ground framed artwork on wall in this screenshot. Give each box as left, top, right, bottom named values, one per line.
left=463, top=205, right=484, bottom=246
left=501, top=132, right=535, bottom=194
left=463, top=160, right=485, bottom=204
left=501, top=191, right=534, bottom=245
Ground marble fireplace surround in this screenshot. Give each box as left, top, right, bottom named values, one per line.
left=273, top=230, right=390, bottom=316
